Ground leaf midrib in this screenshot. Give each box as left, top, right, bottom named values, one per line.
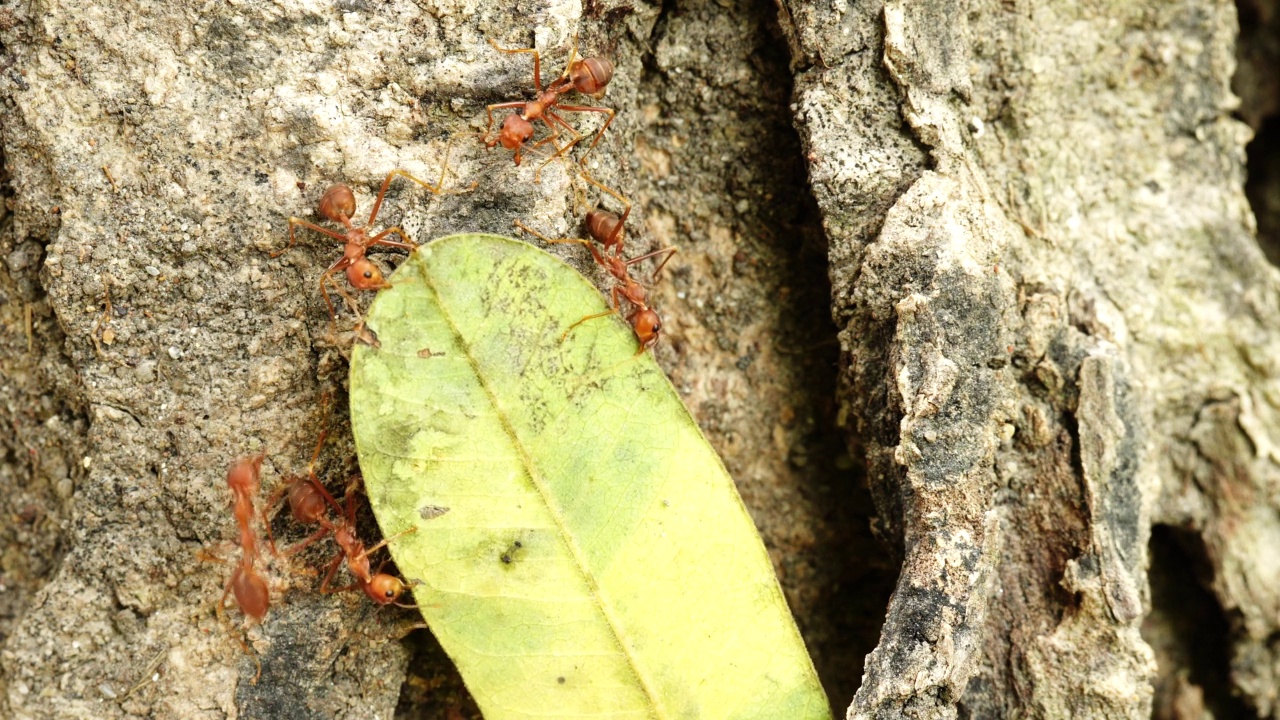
left=413, top=246, right=668, bottom=719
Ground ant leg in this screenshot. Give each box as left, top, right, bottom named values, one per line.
left=366, top=171, right=430, bottom=228
left=338, top=475, right=363, bottom=526
left=432, top=135, right=481, bottom=194
left=318, top=263, right=357, bottom=332
left=513, top=221, right=609, bottom=268
left=366, top=144, right=473, bottom=227
left=304, top=472, right=347, bottom=519
left=487, top=38, right=543, bottom=91
left=318, top=552, right=348, bottom=595
left=557, top=34, right=581, bottom=82
left=216, top=566, right=239, bottom=628
left=561, top=286, right=623, bottom=340
left=650, top=247, right=678, bottom=280
left=533, top=113, right=587, bottom=183
left=625, top=246, right=680, bottom=281
left=514, top=220, right=587, bottom=246
left=561, top=309, right=619, bottom=341
left=260, top=484, right=289, bottom=556
left=556, top=105, right=617, bottom=158
left=368, top=227, right=416, bottom=251
left=353, top=526, right=418, bottom=561
left=281, top=526, right=332, bottom=557
left=275, top=218, right=347, bottom=258
left=528, top=117, right=565, bottom=176
left=322, top=272, right=365, bottom=322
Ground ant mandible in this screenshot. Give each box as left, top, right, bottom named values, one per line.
left=273, top=145, right=473, bottom=328
left=483, top=37, right=616, bottom=173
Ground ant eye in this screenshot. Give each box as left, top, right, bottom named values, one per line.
left=363, top=270, right=374, bottom=279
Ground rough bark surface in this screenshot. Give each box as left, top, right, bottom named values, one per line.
left=0, top=0, right=886, bottom=718
left=3, top=0, right=1279, bottom=719
left=781, top=0, right=1279, bottom=718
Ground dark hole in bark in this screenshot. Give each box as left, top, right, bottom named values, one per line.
left=1143, top=525, right=1253, bottom=720
left=1235, top=0, right=1280, bottom=265
left=396, top=629, right=482, bottom=719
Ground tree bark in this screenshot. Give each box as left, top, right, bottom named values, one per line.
left=780, top=0, right=1276, bottom=718
left=0, top=0, right=1275, bottom=719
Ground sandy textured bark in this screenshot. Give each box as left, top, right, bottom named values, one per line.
left=780, top=0, right=1277, bottom=718
left=0, top=0, right=877, bottom=718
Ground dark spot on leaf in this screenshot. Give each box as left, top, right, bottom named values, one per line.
left=499, top=538, right=524, bottom=566
left=557, top=676, right=566, bottom=684
left=419, top=504, right=450, bottom=520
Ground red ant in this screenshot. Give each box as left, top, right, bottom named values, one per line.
left=483, top=37, right=616, bottom=174
left=270, top=431, right=417, bottom=607
left=286, top=475, right=418, bottom=605
left=207, top=454, right=270, bottom=681
left=515, top=220, right=676, bottom=352
left=516, top=167, right=676, bottom=351
left=223, top=455, right=270, bottom=620
left=273, top=148, right=472, bottom=328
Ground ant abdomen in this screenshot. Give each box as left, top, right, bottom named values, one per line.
left=585, top=209, right=623, bottom=250
left=232, top=568, right=270, bottom=621
left=287, top=478, right=328, bottom=525
left=571, top=57, right=614, bottom=97
left=318, top=185, right=357, bottom=223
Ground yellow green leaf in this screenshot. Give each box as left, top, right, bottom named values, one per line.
left=349, top=234, right=831, bottom=720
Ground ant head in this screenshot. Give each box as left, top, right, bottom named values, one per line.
left=631, top=308, right=662, bottom=348
left=227, top=454, right=265, bottom=495
left=319, top=185, right=357, bottom=223
left=368, top=573, right=407, bottom=604
left=346, top=259, right=391, bottom=291
left=570, top=57, right=613, bottom=97
left=499, top=114, right=535, bottom=150
left=585, top=209, right=623, bottom=250
left=232, top=568, right=271, bottom=621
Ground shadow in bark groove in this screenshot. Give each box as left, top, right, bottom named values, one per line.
left=1236, top=0, right=1280, bottom=265
left=634, top=0, right=897, bottom=706
left=1143, top=524, right=1254, bottom=720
